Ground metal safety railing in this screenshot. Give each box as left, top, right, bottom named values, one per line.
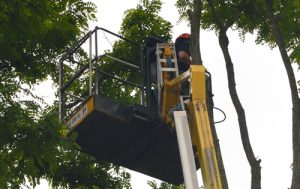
left=58, top=27, right=152, bottom=121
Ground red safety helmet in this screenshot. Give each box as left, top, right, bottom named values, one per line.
left=177, top=33, right=190, bottom=39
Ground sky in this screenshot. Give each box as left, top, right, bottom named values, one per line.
left=35, top=0, right=300, bottom=188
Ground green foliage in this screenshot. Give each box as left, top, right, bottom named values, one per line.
left=0, top=71, right=54, bottom=187
left=175, top=0, right=193, bottom=22
left=0, top=0, right=175, bottom=187
left=148, top=180, right=184, bottom=189
left=236, top=0, right=300, bottom=58
left=203, top=0, right=299, bottom=64
left=48, top=128, right=131, bottom=189
left=121, top=0, right=172, bottom=42
left=0, top=77, right=131, bottom=188
left=0, top=0, right=96, bottom=84
left=243, top=0, right=300, bottom=65
left=0, top=0, right=133, bottom=188
left=177, top=0, right=300, bottom=65
left=274, top=0, right=300, bottom=64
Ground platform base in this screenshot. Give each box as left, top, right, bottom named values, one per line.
left=66, top=95, right=199, bottom=185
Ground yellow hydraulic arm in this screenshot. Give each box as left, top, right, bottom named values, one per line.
left=161, top=64, right=222, bottom=189
left=188, top=65, right=222, bottom=189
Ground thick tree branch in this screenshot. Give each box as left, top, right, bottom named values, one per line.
left=207, top=95, right=229, bottom=189
left=264, top=1, right=300, bottom=188
left=188, top=0, right=229, bottom=187
left=264, top=0, right=299, bottom=103
left=188, top=0, right=203, bottom=65
left=207, top=0, right=262, bottom=188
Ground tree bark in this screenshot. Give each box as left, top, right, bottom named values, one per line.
left=219, top=29, right=262, bottom=189
left=188, top=0, right=228, bottom=186
left=188, top=0, right=203, bottom=65
left=264, top=1, right=300, bottom=188
left=292, top=102, right=300, bottom=189
left=207, top=0, right=262, bottom=188
left=207, top=92, right=229, bottom=189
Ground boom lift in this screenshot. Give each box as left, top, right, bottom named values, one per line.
left=58, top=27, right=223, bottom=189
left=155, top=43, right=222, bottom=189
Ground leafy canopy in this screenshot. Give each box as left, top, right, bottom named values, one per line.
left=0, top=0, right=132, bottom=188
left=148, top=180, right=184, bottom=189
left=0, top=0, right=96, bottom=83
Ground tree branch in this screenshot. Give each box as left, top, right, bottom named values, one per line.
left=264, top=1, right=300, bottom=188
left=189, top=0, right=203, bottom=65
left=207, top=0, right=262, bottom=188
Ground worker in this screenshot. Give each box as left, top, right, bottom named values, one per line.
left=175, top=33, right=191, bottom=73
left=175, top=33, right=191, bottom=95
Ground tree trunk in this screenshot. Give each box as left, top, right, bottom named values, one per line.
left=292, top=102, right=300, bottom=189
left=188, top=0, right=203, bottom=65
left=264, top=1, right=300, bottom=188
left=206, top=0, right=262, bottom=188
left=188, top=0, right=228, bottom=186
left=207, top=92, right=229, bottom=189
left=218, top=28, right=262, bottom=189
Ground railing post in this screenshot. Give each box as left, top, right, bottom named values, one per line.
left=140, top=45, right=145, bottom=105
left=146, top=47, right=152, bottom=110
left=58, top=59, right=65, bottom=121
left=89, top=32, right=93, bottom=96
left=95, top=28, right=99, bottom=95
left=59, top=28, right=146, bottom=120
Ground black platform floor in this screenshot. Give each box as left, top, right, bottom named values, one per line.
left=72, top=95, right=199, bottom=185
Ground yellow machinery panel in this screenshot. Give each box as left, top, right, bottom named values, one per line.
left=162, top=81, right=180, bottom=125
left=188, top=65, right=222, bottom=189
left=65, top=96, right=94, bottom=130
left=190, top=65, right=206, bottom=101
left=162, top=64, right=223, bottom=189
left=188, top=100, right=222, bottom=189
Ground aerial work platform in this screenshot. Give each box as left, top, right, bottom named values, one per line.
left=59, top=28, right=225, bottom=188
left=65, top=95, right=200, bottom=185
